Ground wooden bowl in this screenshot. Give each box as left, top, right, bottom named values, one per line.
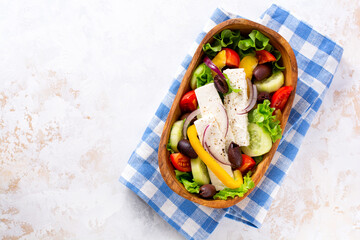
left=158, top=18, right=298, bottom=208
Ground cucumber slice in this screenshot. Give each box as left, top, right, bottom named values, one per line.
left=191, top=157, right=210, bottom=185
left=241, top=123, right=272, bottom=157
left=169, top=120, right=184, bottom=152
left=191, top=63, right=211, bottom=89
left=255, top=71, right=284, bottom=93
left=190, top=64, right=205, bottom=89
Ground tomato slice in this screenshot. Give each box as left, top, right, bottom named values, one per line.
left=270, top=86, right=294, bottom=111
left=224, top=48, right=240, bottom=68
left=170, top=153, right=191, bottom=172
left=180, top=90, right=197, bottom=113
left=256, top=50, right=276, bottom=64
left=238, top=154, right=256, bottom=174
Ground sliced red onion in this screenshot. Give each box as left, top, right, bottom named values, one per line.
left=202, top=124, right=231, bottom=166
left=205, top=142, right=231, bottom=166
left=183, top=109, right=201, bottom=139
left=202, top=124, right=210, bottom=148
left=203, top=56, right=226, bottom=80
left=245, top=77, right=254, bottom=107
left=219, top=103, right=229, bottom=138
left=237, top=79, right=258, bottom=115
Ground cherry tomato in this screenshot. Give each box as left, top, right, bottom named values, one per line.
left=256, top=50, right=276, bottom=64
left=180, top=90, right=197, bottom=113
left=238, top=154, right=256, bottom=174
left=224, top=48, right=240, bottom=68
left=270, top=86, right=294, bottom=111
left=170, top=153, right=191, bottom=172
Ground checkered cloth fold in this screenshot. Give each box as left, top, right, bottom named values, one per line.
left=119, top=4, right=343, bottom=240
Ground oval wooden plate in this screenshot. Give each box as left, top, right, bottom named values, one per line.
left=158, top=18, right=298, bottom=208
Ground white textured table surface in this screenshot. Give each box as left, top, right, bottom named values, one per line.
left=1, top=0, right=360, bottom=239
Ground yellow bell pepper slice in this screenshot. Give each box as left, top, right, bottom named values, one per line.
left=187, top=125, right=244, bottom=189
left=211, top=50, right=226, bottom=76
left=239, top=55, right=258, bottom=80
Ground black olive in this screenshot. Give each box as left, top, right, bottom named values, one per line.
left=199, top=184, right=217, bottom=198
left=177, top=139, right=198, bottom=159
left=228, top=142, right=242, bottom=170
left=257, top=91, right=271, bottom=103
left=213, top=75, right=229, bottom=94
left=253, top=64, right=272, bottom=81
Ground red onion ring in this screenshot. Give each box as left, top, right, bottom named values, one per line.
left=245, top=77, right=254, bottom=107
left=237, top=79, right=258, bottom=115
left=203, top=56, right=226, bottom=80
left=219, top=103, right=229, bottom=138
left=205, top=142, right=231, bottom=166
left=202, top=124, right=231, bottom=166
left=183, top=109, right=201, bottom=139
left=202, top=124, right=210, bottom=148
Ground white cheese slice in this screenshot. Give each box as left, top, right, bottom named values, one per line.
left=194, top=115, right=233, bottom=191
left=223, top=68, right=250, bottom=146
left=194, top=83, right=228, bottom=139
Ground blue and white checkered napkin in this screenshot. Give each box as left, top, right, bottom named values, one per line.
left=119, top=4, right=343, bottom=240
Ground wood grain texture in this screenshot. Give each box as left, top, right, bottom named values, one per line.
left=158, top=18, right=298, bottom=208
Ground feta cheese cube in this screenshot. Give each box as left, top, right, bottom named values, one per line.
left=223, top=68, right=250, bottom=146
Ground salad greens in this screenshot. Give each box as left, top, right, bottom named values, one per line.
left=166, top=143, right=175, bottom=154
left=272, top=50, right=286, bottom=72
left=203, top=29, right=241, bottom=58
left=253, top=155, right=264, bottom=165
left=192, top=63, right=214, bottom=88
left=239, top=30, right=271, bottom=51
left=175, top=170, right=200, bottom=194
left=213, top=172, right=254, bottom=200
left=224, top=73, right=241, bottom=94
left=248, top=100, right=282, bottom=143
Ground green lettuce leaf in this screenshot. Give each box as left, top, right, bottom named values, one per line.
left=272, top=50, right=285, bottom=72
left=213, top=172, right=255, bottom=200
left=238, top=38, right=254, bottom=51
left=223, top=73, right=241, bottom=94
left=203, top=30, right=241, bottom=57
left=264, top=43, right=273, bottom=52
left=249, top=30, right=270, bottom=50
left=248, top=100, right=282, bottom=143
left=194, top=63, right=214, bottom=88
left=253, top=156, right=263, bottom=165
left=214, top=29, right=241, bottom=48
left=166, top=143, right=175, bottom=154
left=238, top=48, right=256, bottom=59
left=176, top=171, right=200, bottom=194
left=238, top=30, right=272, bottom=52
left=203, top=42, right=222, bottom=58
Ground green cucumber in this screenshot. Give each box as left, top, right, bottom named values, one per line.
left=241, top=123, right=272, bottom=157
left=255, top=71, right=284, bottom=93
left=190, top=63, right=210, bottom=89
left=191, top=157, right=210, bottom=185
left=169, top=120, right=184, bottom=152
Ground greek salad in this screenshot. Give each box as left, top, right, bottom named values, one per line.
left=167, top=29, right=293, bottom=200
